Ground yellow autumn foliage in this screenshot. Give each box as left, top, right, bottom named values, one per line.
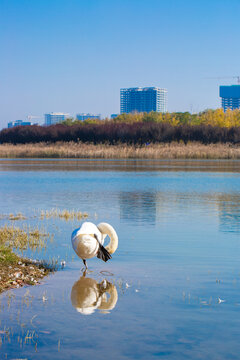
left=110, top=109, right=240, bottom=128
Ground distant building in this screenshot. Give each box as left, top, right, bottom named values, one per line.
left=44, top=113, right=69, bottom=126
left=219, top=85, right=240, bottom=111
left=8, top=120, right=33, bottom=128
left=76, top=113, right=101, bottom=121
left=111, top=114, right=119, bottom=119
left=120, top=87, right=167, bottom=114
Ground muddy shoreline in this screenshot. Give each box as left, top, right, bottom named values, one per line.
left=0, top=254, right=52, bottom=293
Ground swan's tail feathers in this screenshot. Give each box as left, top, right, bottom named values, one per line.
left=94, top=234, right=112, bottom=262
left=97, top=243, right=112, bottom=262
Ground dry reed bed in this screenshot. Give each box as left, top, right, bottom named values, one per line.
left=0, top=210, right=89, bottom=222
left=0, top=142, right=240, bottom=159
left=40, top=208, right=88, bottom=221
left=0, top=224, right=49, bottom=252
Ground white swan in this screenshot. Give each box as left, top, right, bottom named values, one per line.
left=71, top=222, right=118, bottom=269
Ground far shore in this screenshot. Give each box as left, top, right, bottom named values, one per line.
left=0, top=142, right=240, bottom=159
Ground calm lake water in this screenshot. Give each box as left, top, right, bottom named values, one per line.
left=1, top=159, right=240, bottom=359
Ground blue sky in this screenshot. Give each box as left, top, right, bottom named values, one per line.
left=0, top=0, right=240, bottom=128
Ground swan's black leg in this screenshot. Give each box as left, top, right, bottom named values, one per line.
left=83, top=259, right=88, bottom=269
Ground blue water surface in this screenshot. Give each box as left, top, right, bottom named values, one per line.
left=0, top=159, right=240, bottom=359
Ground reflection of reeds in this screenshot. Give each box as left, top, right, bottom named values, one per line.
left=0, top=287, right=61, bottom=353
left=40, top=208, right=88, bottom=221
left=1, top=141, right=240, bottom=159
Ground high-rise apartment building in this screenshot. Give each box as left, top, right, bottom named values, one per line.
left=219, top=85, right=240, bottom=111
left=44, top=113, right=69, bottom=126
left=76, top=113, right=101, bottom=121
left=120, top=87, right=167, bottom=114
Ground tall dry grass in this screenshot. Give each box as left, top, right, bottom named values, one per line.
left=0, top=224, right=48, bottom=252
left=0, top=141, right=240, bottom=159
left=40, top=208, right=88, bottom=221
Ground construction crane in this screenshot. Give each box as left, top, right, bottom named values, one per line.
left=26, top=115, right=42, bottom=122
left=205, top=76, right=240, bottom=84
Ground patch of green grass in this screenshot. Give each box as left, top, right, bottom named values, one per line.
left=0, top=225, right=54, bottom=293
left=0, top=245, right=20, bottom=265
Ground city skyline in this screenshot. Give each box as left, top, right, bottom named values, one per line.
left=4, top=82, right=240, bottom=128
left=1, top=0, right=240, bottom=129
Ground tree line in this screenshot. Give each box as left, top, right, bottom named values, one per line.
left=62, top=108, right=240, bottom=128
left=1, top=121, right=240, bottom=145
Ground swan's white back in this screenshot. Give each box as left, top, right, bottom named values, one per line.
left=71, top=221, right=118, bottom=264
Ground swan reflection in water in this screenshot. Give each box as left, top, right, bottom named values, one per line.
left=71, top=272, right=118, bottom=315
